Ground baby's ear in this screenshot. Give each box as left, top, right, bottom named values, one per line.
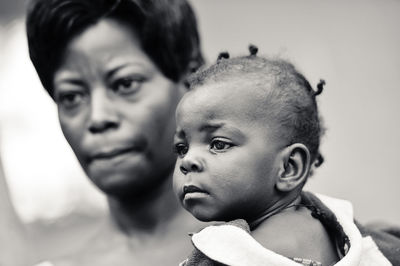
left=276, top=143, right=310, bottom=192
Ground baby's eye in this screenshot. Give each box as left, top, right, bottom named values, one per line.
left=56, top=91, right=85, bottom=110
left=174, top=143, right=189, bottom=157
left=111, top=77, right=144, bottom=96
left=210, top=139, right=234, bottom=152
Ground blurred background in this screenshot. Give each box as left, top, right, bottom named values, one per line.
left=1, top=0, right=399, bottom=245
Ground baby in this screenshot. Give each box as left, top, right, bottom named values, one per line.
left=172, top=46, right=396, bottom=265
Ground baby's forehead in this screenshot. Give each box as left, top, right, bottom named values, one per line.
left=188, top=77, right=270, bottom=101
left=179, top=77, right=277, bottom=123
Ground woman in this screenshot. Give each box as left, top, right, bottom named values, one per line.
left=27, top=0, right=204, bottom=264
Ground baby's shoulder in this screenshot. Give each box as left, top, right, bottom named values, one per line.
left=252, top=208, right=338, bottom=265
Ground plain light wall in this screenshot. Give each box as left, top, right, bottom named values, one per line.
left=0, top=0, right=399, bottom=224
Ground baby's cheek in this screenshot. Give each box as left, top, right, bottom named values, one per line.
left=211, top=171, right=240, bottom=190
left=172, top=166, right=183, bottom=195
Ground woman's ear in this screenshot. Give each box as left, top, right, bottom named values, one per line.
left=276, top=143, right=311, bottom=192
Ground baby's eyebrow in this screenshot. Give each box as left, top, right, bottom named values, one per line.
left=200, top=123, right=245, bottom=140
left=199, top=123, right=224, bottom=133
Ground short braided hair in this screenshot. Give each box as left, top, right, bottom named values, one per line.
left=189, top=46, right=325, bottom=167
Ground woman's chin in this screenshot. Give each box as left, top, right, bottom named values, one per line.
left=90, top=169, right=172, bottom=200
left=88, top=168, right=146, bottom=196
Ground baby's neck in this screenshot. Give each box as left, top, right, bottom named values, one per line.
left=249, top=193, right=302, bottom=230
left=251, top=195, right=339, bottom=265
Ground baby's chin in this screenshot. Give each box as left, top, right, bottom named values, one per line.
left=186, top=207, right=236, bottom=222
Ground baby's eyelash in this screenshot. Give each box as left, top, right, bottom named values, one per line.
left=173, top=143, right=188, bottom=157
left=209, top=139, right=235, bottom=152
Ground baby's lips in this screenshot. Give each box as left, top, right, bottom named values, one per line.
left=183, top=184, right=208, bottom=195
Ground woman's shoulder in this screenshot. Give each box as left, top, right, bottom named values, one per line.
left=36, top=210, right=204, bottom=266
left=34, top=224, right=133, bottom=266
left=43, top=241, right=135, bottom=266
left=30, top=212, right=110, bottom=265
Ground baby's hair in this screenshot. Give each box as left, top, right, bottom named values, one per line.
left=249, top=44, right=258, bottom=56
left=217, top=51, right=230, bottom=61
left=314, top=79, right=325, bottom=97
left=189, top=45, right=325, bottom=168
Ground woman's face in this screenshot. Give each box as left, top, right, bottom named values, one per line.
left=53, top=19, right=185, bottom=197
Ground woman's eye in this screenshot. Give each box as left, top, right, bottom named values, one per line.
left=111, top=77, right=144, bottom=95
left=210, top=140, right=234, bottom=152
left=174, top=143, right=189, bottom=157
left=57, top=92, right=85, bottom=109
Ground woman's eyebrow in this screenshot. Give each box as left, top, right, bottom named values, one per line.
left=54, top=77, right=86, bottom=87
left=105, top=64, right=130, bottom=79
left=105, top=62, right=151, bottom=79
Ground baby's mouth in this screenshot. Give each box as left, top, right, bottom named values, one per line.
left=183, top=185, right=209, bottom=198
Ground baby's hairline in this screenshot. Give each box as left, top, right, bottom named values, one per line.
left=179, top=78, right=295, bottom=151
left=185, top=52, right=324, bottom=169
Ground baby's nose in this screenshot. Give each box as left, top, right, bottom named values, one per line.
left=180, top=156, right=204, bottom=175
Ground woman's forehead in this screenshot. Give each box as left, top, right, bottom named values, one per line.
left=54, top=19, right=155, bottom=80
left=65, top=19, right=139, bottom=55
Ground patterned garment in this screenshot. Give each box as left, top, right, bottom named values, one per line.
left=291, top=257, right=322, bottom=266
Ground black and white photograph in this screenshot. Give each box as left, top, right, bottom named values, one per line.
left=1, top=0, right=399, bottom=265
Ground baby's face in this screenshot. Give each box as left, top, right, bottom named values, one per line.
left=173, top=80, right=286, bottom=222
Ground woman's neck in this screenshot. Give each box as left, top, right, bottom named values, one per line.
left=107, top=174, right=181, bottom=236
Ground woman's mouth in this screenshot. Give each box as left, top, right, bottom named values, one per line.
left=89, top=146, right=141, bottom=162
left=85, top=144, right=147, bottom=172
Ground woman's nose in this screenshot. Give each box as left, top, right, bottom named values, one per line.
left=179, top=154, right=204, bottom=175
left=88, top=89, right=119, bottom=134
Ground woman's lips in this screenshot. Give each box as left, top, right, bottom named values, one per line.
left=85, top=146, right=144, bottom=176
left=86, top=136, right=148, bottom=163
left=89, top=146, right=140, bottom=162
left=87, top=139, right=147, bottom=163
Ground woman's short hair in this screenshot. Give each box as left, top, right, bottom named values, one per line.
left=27, top=0, right=204, bottom=97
